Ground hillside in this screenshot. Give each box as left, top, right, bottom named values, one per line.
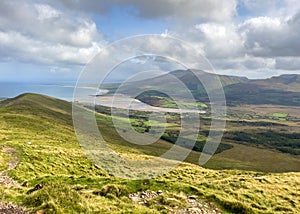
left=252, top=74, right=300, bottom=92
left=0, top=93, right=299, bottom=213
left=113, top=69, right=247, bottom=101
left=224, top=74, right=300, bottom=106
left=171, top=69, right=248, bottom=87
left=106, top=70, right=300, bottom=106
left=0, top=93, right=72, bottom=121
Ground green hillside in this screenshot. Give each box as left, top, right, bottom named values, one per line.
left=104, top=70, right=300, bottom=106
left=0, top=94, right=299, bottom=213
left=110, top=69, right=247, bottom=103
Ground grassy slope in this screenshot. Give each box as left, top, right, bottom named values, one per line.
left=0, top=93, right=299, bottom=213
left=93, top=106, right=300, bottom=172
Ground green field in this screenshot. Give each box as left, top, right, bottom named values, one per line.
left=0, top=93, right=299, bottom=213
left=269, top=112, right=288, bottom=120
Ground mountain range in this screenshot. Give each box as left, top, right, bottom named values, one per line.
left=108, top=70, right=300, bottom=107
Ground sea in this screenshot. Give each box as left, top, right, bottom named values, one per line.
left=0, top=82, right=102, bottom=101
left=0, top=82, right=206, bottom=114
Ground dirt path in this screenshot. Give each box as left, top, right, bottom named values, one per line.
left=0, top=203, right=30, bottom=214
left=0, top=146, right=30, bottom=214
left=0, top=146, right=20, bottom=186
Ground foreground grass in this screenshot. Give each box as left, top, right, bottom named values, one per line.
left=0, top=94, right=299, bottom=213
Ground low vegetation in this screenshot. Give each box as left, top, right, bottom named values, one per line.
left=270, top=112, right=288, bottom=120
left=0, top=93, right=299, bottom=213
left=93, top=102, right=300, bottom=172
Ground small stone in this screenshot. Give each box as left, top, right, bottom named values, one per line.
left=157, top=190, right=163, bottom=194
left=130, top=196, right=140, bottom=202
left=166, top=198, right=178, bottom=202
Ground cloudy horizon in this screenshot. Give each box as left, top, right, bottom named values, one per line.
left=1, top=0, right=300, bottom=82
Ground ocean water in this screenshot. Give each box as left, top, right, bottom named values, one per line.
left=0, top=82, right=99, bottom=101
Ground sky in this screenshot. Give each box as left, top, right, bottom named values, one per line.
left=1, top=0, right=300, bottom=83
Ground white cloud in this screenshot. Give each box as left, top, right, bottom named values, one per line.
left=1, top=0, right=300, bottom=80
left=0, top=0, right=104, bottom=66
left=43, top=0, right=237, bottom=22
left=243, top=57, right=276, bottom=70
left=240, top=0, right=282, bottom=15
left=172, top=7, right=300, bottom=78
left=275, top=57, right=300, bottom=70
left=194, top=23, right=244, bottom=58
left=128, top=0, right=237, bottom=22
left=239, top=16, right=286, bottom=57
left=239, top=0, right=300, bottom=18
left=0, top=31, right=101, bottom=65
left=35, top=4, right=61, bottom=20
left=239, top=13, right=300, bottom=57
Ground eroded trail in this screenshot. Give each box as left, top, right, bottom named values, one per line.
left=0, top=146, right=30, bottom=214
left=0, top=146, right=20, bottom=186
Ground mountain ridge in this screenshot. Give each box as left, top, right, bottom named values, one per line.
left=108, top=69, right=300, bottom=106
